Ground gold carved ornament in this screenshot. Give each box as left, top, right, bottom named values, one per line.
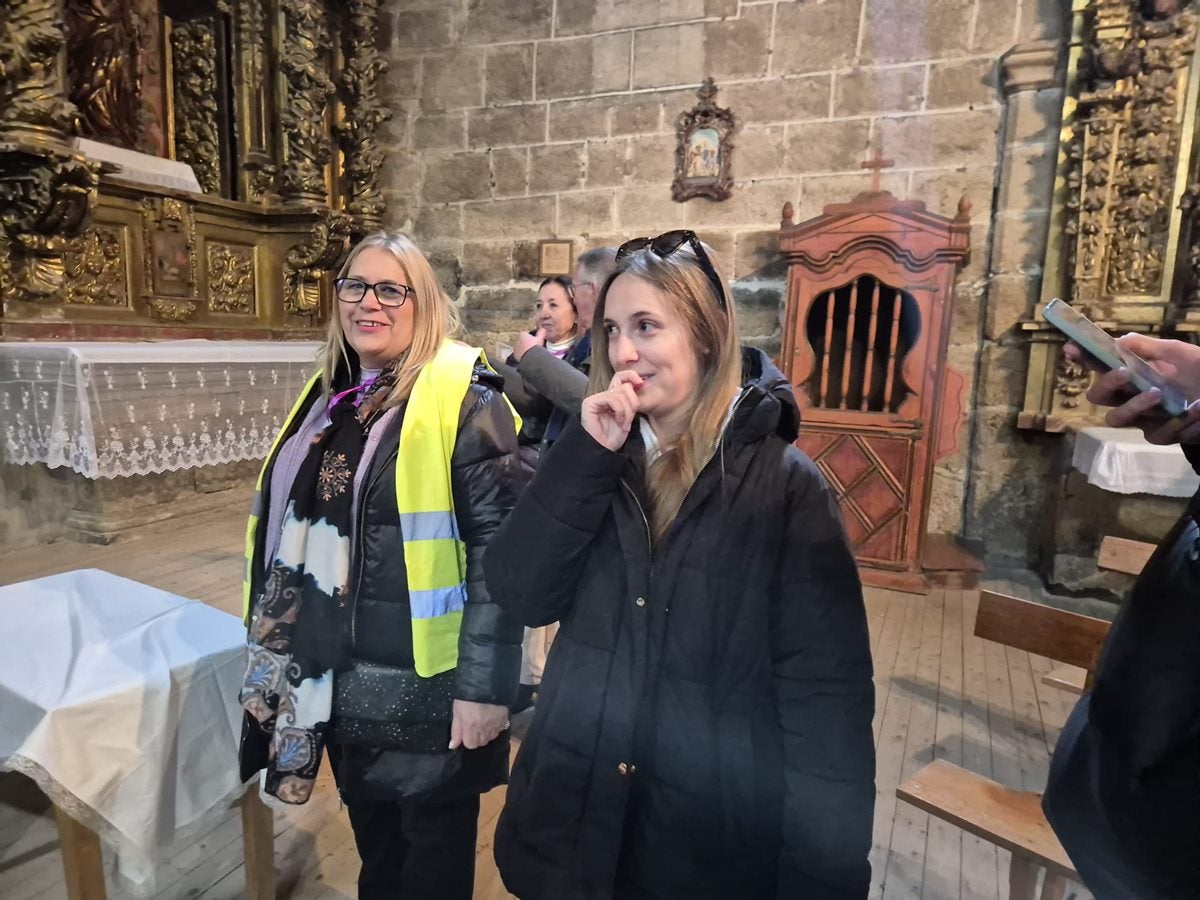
left=284, top=209, right=351, bottom=316
left=146, top=297, right=197, bottom=321
left=1061, top=0, right=1197, bottom=306
left=207, top=242, right=255, bottom=314
left=63, top=225, right=126, bottom=306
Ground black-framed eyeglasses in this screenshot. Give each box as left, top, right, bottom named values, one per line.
left=334, top=278, right=413, bottom=308
left=615, top=230, right=727, bottom=311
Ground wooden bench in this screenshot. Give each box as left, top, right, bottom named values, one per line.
left=897, top=587, right=1114, bottom=899
left=974, top=588, right=1111, bottom=694
left=1040, top=534, right=1150, bottom=694
left=897, top=760, right=1078, bottom=900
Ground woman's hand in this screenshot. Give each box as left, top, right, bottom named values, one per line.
left=449, top=699, right=510, bottom=750
left=1064, top=334, right=1200, bottom=445
left=513, top=328, right=547, bottom=362
left=581, top=370, right=643, bottom=451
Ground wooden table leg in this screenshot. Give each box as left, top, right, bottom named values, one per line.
left=53, top=806, right=107, bottom=900
left=240, top=787, right=275, bottom=900
left=1008, top=854, right=1041, bottom=900
left=1040, top=872, right=1069, bottom=900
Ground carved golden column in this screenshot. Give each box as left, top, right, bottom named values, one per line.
left=234, top=0, right=277, bottom=203
left=337, top=0, right=392, bottom=235
left=0, top=0, right=98, bottom=306
left=0, top=0, right=77, bottom=146
left=276, top=0, right=335, bottom=207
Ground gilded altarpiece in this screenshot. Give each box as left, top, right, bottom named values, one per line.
left=0, top=0, right=391, bottom=340
left=1022, top=0, right=1200, bottom=431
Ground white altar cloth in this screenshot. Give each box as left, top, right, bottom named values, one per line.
left=1071, top=426, right=1200, bottom=497
left=0, top=339, right=320, bottom=479
left=0, top=569, right=248, bottom=890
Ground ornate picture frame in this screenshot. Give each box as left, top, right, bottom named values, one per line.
left=672, top=78, right=736, bottom=203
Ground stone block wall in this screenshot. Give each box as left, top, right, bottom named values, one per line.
left=378, top=0, right=1068, bottom=553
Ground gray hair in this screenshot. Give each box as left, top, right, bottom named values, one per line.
left=574, top=246, right=618, bottom=285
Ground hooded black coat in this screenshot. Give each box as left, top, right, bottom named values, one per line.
left=484, top=349, right=875, bottom=900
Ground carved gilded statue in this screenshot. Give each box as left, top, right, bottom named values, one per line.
left=64, top=0, right=144, bottom=151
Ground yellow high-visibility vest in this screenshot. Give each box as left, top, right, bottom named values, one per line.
left=243, top=339, right=517, bottom=677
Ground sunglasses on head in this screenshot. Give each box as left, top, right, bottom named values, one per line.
left=615, top=229, right=727, bottom=311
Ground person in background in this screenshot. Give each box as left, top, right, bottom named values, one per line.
left=485, top=230, right=876, bottom=899
left=238, top=232, right=526, bottom=900
left=507, top=247, right=618, bottom=420
left=535, top=275, right=580, bottom=359
left=495, top=252, right=619, bottom=713
left=499, top=275, right=581, bottom=464
left=1043, top=334, right=1200, bottom=899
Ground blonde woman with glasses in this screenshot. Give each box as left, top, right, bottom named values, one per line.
left=238, top=232, right=527, bottom=899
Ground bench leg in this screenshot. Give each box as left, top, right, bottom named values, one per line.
left=240, top=787, right=275, bottom=900
left=1008, top=854, right=1040, bottom=900
left=1040, top=872, right=1069, bottom=900
left=54, top=806, right=107, bottom=900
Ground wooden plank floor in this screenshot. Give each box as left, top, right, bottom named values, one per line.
left=0, top=500, right=1092, bottom=899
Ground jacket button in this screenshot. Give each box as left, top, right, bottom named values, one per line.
left=635, top=597, right=646, bottom=607
left=617, top=761, right=636, bottom=776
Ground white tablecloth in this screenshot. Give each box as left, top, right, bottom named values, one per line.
left=0, top=569, right=248, bottom=891
left=1071, top=426, right=1200, bottom=497
left=0, top=339, right=320, bottom=478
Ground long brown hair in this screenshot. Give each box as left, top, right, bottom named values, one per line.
left=588, top=244, right=743, bottom=540
left=317, top=231, right=461, bottom=409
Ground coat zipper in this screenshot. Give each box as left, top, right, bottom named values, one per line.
left=621, top=479, right=654, bottom=559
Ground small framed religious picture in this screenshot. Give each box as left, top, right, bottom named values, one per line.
left=538, top=239, right=573, bottom=276
left=672, top=77, right=736, bottom=203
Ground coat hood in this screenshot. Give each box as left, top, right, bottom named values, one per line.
left=728, top=346, right=801, bottom=445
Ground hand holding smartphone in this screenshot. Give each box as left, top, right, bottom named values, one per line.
left=1042, top=299, right=1191, bottom=417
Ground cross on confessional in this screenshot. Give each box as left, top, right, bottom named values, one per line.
left=861, top=141, right=895, bottom=193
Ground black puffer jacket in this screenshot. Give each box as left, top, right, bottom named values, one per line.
left=243, top=361, right=528, bottom=803
left=484, top=349, right=875, bottom=900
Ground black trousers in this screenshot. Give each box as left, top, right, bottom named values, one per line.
left=343, top=789, right=481, bottom=900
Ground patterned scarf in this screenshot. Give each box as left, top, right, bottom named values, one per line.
left=240, top=363, right=397, bottom=804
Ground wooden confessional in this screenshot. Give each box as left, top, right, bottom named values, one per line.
left=778, top=190, right=972, bottom=593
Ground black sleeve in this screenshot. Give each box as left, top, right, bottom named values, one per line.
left=493, top=358, right=553, bottom=421
left=450, top=379, right=530, bottom=708
left=1184, top=442, right=1200, bottom=477
left=515, top=345, right=590, bottom=416
left=770, top=451, right=876, bottom=899
left=1043, top=505, right=1200, bottom=896
left=483, top=421, right=626, bottom=627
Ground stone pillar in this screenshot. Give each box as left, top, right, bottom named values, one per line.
left=961, top=41, right=1064, bottom=564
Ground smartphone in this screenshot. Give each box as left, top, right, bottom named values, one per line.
left=1042, top=298, right=1189, bottom=416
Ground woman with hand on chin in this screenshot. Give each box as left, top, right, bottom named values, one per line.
left=238, top=232, right=526, bottom=900
left=494, top=275, right=584, bottom=710
left=485, top=231, right=875, bottom=899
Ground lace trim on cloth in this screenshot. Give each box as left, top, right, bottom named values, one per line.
left=0, top=343, right=320, bottom=479
left=2, top=754, right=253, bottom=896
